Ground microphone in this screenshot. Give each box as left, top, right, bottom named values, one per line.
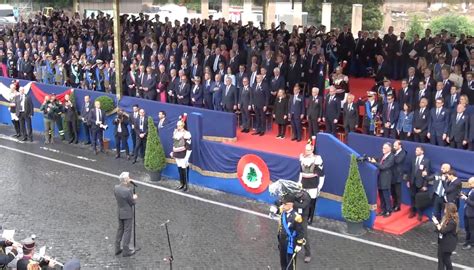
left=129, top=180, right=138, bottom=187
left=160, top=220, right=170, bottom=226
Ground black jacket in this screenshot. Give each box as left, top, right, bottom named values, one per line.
left=373, top=154, right=395, bottom=190
left=410, top=156, right=430, bottom=188
left=437, top=220, right=458, bottom=253
left=114, top=114, right=130, bottom=136
left=14, top=94, right=34, bottom=117
left=392, top=149, right=407, bottom=184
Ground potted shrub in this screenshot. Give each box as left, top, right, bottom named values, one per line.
left=342, top=154, right=370, bottom=235
left=94, top=95, right=115, bottom=149
left=144, top=116, right=167, bottom=181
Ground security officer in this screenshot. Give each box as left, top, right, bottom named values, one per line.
left=274, top=194, right=305, bottom=270
left=293, top=189, right=313, bottom=263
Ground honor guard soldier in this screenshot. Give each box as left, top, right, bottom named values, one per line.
left=273, top=194, right=305, bottom=270
left=170, top=114, right=192, bottom=191
left=50, top=94, right=66, bottom=140
left=298, top=141, right=325, bottom=224
left=8, top=81, right=21, bottom=137
left=16, top=237, right=36, bottom=270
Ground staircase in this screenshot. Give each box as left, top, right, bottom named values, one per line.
left=373, top=204, right=428, bottom=235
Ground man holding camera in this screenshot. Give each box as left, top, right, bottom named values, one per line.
left=368, top=142, right=395, bottom=217
left=424, top=163, right=451, bottom=221
left=461, top=177, right=474, bottom=250
left=408, top=146, right=431, bottom=221
left=114, top=172, right=138, bottom=257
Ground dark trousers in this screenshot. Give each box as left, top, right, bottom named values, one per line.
left=325, top=118, right=337, bottom=135
left=410, top=185, right=424, bottom=215
left=91, top=127, right=104, bottom=151
left=12, top=119, right=20, bottom=135
left=115, top=134, right=129, bottom=156
left=308, top=117, right=319, bottom=137
left=131, top=129, right=137, bottom=151
left=279, top=240, right=297, bottom=270
left=449, top=140, right=465, bottom=149
left=277, top=124, right=286, bottom=137
left=255, top=107, right=265, bottom=133
left=144, top=90, right=157, bottom=100
left=55, top=117, right=65, bottom=139
left=115, top=218, right=133, bottom=253
left=18, top=112, right=32, bottom=140
left=363, top=124, right=375, bottom=136
left=290, top=114, right=302, bottom=140
left=464, top=215, right=474, bottom=245
left=133, top=137, right=146, bottom=161
left=66, top=120, right=78, bottom=143
left=83, top=123, right=92, bottom=144
left=302, top=218, right=311, bottom=257
left=437, top=247, right=453, bottom=270
left=433, top=195, right=445, bottom=221
left=343, top=122, right=356, bottom=136
left=390, top=183, right=401, bottom=208
left=379, top=189, right=392, bottom=213
left=413, top=131, right=427, bottom=143
left=241, top=108, right=250, bottom=130
left=430, top=133, right=446, bottom=146
left=383, top=127, right=397, bottom=138
left=204, top=96, right=213, bottom=110
left=399, top=131, right=412, bottom=141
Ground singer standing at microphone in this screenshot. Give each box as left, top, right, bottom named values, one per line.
left=114, top=172, right=138, bottom=257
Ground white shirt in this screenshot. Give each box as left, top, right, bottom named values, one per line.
left=20, top=94, right=25, bottom=112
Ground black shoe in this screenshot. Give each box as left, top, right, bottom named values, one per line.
left=383, top=212, right=392, bottom=218
left=132, top=160, right=137, bottom=164
left=29, top=137, right=33, bottom=142
left=251, top=132, right=259, bottom=135
left=115, top=155, right=120, bottom=159
left=393, top=206, right=401, bottom=212
left=408, top=212, right=416, bottom=218
left=14, top=134, right=21, bottom=138
left=276, top=135, right=281, bottom=138
left=176, top=185, right=184, bottom=190
left=84, top=141, right=91, bottom=145
left=259, top=132, right=264, bottom=136
left=296, top=138, right=302, bottom=142
left=244, top=129, right=250, bottom=133
left=417, top=214, right=423, bottom=221
left=21, top=137, right=27, bottom=141
left=376, top=212, right=385, bottom=216
left=291, top=137, right=296, bottom=141
left=115, top=249, right=122, bottom=255
left=122, top=250, right=136, bottom=257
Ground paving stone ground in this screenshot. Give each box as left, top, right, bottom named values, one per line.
left=0, top=125, right=473, bottom=269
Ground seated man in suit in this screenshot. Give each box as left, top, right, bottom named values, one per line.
left=447, top=104, right=468, bottom=149
left=408, top=146, right=431, bottom=221
left=89, top=100, right=106, bottom=155
left=427, top=98, right=449, bottom=146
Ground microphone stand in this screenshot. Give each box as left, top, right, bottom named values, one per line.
left=162, top=221, right=173, bottom=270
left=132, top=183, right=140, bottom=252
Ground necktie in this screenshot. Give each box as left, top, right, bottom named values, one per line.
left=226, top=86, right=229, bottom=96
left=456, top=113, right=461, bottom=123
left=436, top=108, right=440, bottom=118
left=140, top=117, right=143, bottom=130
left=97, top=109, right=101, bottom=121
left=436, top=180, right=445, bottom=196
left=329, top=96, right=333, bottom=103
left=416, top=157, right=420, bottom=167
left=310, top=55, right=314, bottom=69
left=451, top=95, right=455, bottom=105
left=420, top=108, right=424, bottom=115
left=386, top=103, right=391, bottom=121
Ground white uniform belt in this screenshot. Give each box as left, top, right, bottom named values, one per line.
left=301, top=173, right=317, bottom=178
left=173, top=146, right=186, bottom=152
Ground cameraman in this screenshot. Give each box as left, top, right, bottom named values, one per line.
left=460, top=177, right=474, bottom=250
left=113, top=109, right=130, bottom=159
left=423, top=163, right=451, bottom=221
left=368, top=142, right=395, bottom=217
left=0, top=239, right=18, bottom=267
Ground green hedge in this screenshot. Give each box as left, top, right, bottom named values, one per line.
left=342, top=155, right=370, bottom=223
left=144, top=116, right=167, bottom=172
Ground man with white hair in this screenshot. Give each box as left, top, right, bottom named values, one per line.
left=114, top=172, right=138, bottom=257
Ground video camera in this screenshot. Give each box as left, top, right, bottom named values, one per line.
left=356, top=154, right=370, bottom=163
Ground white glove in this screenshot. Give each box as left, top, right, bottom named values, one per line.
left=269, top=205, right=278, bottom=214
left=294, top=245, right=302, bottom=253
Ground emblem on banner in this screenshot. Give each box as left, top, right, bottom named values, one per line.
left=237, top=154, right=270, bottom=194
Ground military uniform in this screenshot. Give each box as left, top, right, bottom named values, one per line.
left=6, top=55, right=17, bottom=78
left=8, top=88, right=21, bottom=137
left=278, top=195, right=305, bottom=270
left=293, top=190, right=312, bottom=262
left=51, top=98, right=65, bottom=140
left=40, top=99, right=58, bottom=143
left=171, top=127, right=192, bottom=191
left=299, top=151, right=325, bottom=224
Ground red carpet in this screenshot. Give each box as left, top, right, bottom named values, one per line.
left=373, top=204, right=428, bottom=235
left=224, top=123, right=307, bottom=157
left=226, top=77, right=401, bottom=157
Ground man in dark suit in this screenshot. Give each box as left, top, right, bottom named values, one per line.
left=113, top=109, right=130, bottom=160
left=469, top=112, right=474, bottom=151
left=212, top=73, right=224, bottom=111
left=190, top=58, right=203, bottom=79
left=444, top=170, right=462, bottom=209
left=461, top=72, right=474, bottom=104
left=210, top=47, right=226, bottom=73
left=202, top=72, right=214, bottom=110
left=190, top=76, right=204, bottom=107
left=382, top=94, right=399, bottom=138
left=460, top=177, right=474, bottom=250
left=394, top=32, right=411, bottom=80
left=288, top=84, right=305, bottom=141
left=391, top=140, right=407, bottom=212
left=307, top=87, right=323, bottom=138
left=415, top=81, right=432, bottom=110
left=270, top=67, right=286, bottom=104
left=447, top=104, right=468, bottom=149
left=176, top=74, right=191, bottom=106
left=114, top=172, right=138, bottom=257
left=425, top=163, right=451, bottom=220
left=342, top=94, right=359, bottom=135
left=369, top=142, right=395, bottom=217
left=80, top=95, right=93, bottom=144
left=141, top=67, right=157, bottom=100
left=88, top=100, right=106, bottom=155
left=428, top=97, right=449, bottom=146
left=398, top=79, right=413, bottom=109
left=235, top=65, right=248, bottom=92
left=445, top=85, right=460, bottom=111
left=408, top=146, right=431, bottom=220
left=15, top=87, right=34, bottom=142
left=157, top=111, right=168, bottom=130
left=412, top=97, right=430, bottom=143
left=239, top=77, right=252, bottom=133
left=287, top=55, right=301, bottom=92
left=323, top=86, right=341, bottom=135
left=222, top=76, right=238, bottom=112
left=374, top=55, right=391, bottom=83
left=167, top=69, right=179, bottom=104
left=132, top=109, right=148, bottom=164
left=250, top=75, right=269, bottom=136
left=432, top=82, right=449, bottom=108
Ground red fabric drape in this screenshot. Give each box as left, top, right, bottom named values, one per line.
left=30, top=83, right=73, bottom=104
